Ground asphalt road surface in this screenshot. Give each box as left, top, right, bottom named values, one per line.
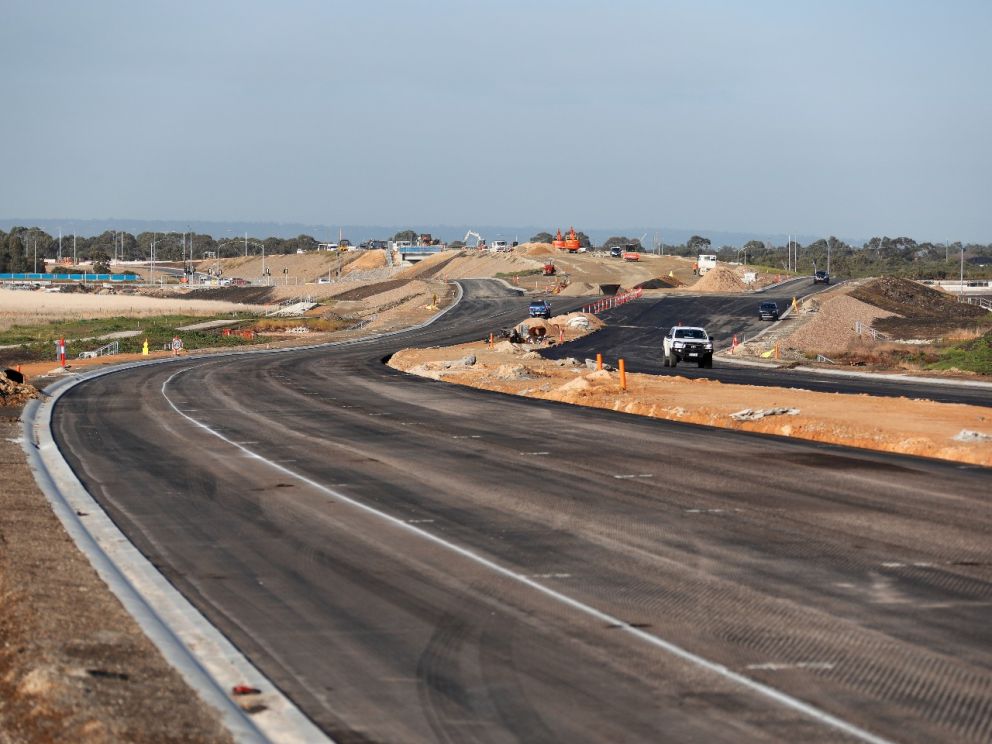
left=53, top=280, right=992, bottom=743
left=542, top=280, right=992, bottom=407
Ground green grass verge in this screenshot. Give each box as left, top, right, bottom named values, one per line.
left=0, top=314, right=261, bottom=366
left=929, top=332, right=992, bottom=375
left=494, top=269, right=543, bottom=279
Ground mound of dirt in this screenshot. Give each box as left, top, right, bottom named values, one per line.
left=635, top=276, right=681, bottom=290
left=518, top=242, right=557, bottom=257
left=851, top=277, right=985, bottom=318
left=0, top=369, right=40, bottom=406
left=557, top=281, right=599, bottom=296
left=852, top=277, right=988, bottom=339
left=342, top=249, right=387, bottom=274
left=693, top=266, right=747, bottom=292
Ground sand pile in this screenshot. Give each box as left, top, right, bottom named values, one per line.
left=342, top=249, right=388, bottom=274
left=781, top=293, right=898, bottom=354
left=694, top=266, right=747, bottom=292
left=558, top=281, right=599, bottom=296
left=519, top=242, right=557, bottom=257
left=0, top=369, right=40, bottom=406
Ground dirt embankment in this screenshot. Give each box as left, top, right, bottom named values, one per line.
left=740, top=277, right=992, bottom=367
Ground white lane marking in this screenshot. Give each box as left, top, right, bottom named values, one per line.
left=613, top=474, right=653, bottom=480
left=162, top=370, right=895, bottom=744
left=747, top=662, right=836, bottom=672
left=236, top=441, right=260, bottom=445
left=407, top=519, right=435, bottom=524
left=521, top=451, right=550, bottom=456
left=368, top=412, right=389, bottom=417
left=533, top=573, right=572, bottom=579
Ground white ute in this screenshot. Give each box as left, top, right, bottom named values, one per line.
left=663, top=326, right=714, bottom=368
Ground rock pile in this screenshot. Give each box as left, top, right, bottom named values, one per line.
left=0, top=369, right=40, bottom=406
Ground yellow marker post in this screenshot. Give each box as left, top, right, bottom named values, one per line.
left=619, top=358, right=627, bottom=391
left=142, top=338, right=149, bottom=356
left=596, top=353, right=603, bottom=371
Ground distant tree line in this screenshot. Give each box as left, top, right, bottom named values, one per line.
left=1, top=226, right=989, bottom=280
left=595, top=233, right=992, bottom=280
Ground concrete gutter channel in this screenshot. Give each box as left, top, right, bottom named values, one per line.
left=18, top=282, right=465, bottom=744
left=15, top=280, right=991, bottom=742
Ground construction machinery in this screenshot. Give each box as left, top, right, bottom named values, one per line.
left=463, top=230, right=485, bottom=249
left=553, top=227, right=582, bottom=253
left=542, top=260, right=556, bottom=276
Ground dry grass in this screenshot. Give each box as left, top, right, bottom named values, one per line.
left=0, top=289, right=268, bottom=331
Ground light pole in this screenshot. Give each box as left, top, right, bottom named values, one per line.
left=960, top=243, right=965, bottom=298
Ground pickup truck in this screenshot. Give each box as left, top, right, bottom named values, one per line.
left=663, top=326, right=714, bottom=368
left=528, top=299, right=552, bottom=319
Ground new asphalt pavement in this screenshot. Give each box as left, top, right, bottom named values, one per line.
left=51, top=279, right=992, bottom=743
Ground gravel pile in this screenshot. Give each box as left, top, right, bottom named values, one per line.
left=693, top=266, right=747, bottom=292
left=782, top=292, right=897, bottom=354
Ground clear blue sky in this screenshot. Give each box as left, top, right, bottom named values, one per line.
left=1, top=0, right=989, bottom=242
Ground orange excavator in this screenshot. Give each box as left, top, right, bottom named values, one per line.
left=553, top=227, right=582, bottom=253
left=542, top=259, right=556, bottom=276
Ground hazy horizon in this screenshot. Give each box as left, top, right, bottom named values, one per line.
left=2, top=1, right=989, bottom=243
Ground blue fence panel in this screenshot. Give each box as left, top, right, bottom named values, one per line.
left=0, top=273, right=139, bottom=282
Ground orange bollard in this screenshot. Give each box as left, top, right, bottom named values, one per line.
left=596, top=353, right=603, bottom=371
left=774, top=345, right=780, bottom=360
left=489, top=333, right=494, bottom=349
left=619, top=358, right=627, bottom=391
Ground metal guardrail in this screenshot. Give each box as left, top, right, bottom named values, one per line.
left=961, top=295, right=992, bottom=311
left=78, top=340, right=119, bottom=359
left=854, top=321, right=886, bottom=341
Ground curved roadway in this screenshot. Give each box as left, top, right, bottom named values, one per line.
left=52, top=280, right=992, bottom=744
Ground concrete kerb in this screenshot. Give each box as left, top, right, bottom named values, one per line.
left=17, top=281, right=467, bottom=744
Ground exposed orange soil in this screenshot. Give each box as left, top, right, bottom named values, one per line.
left=388, top=318, right=992, bottom=467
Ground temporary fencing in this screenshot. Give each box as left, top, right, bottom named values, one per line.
left=582, top=288, right=643, bottom=315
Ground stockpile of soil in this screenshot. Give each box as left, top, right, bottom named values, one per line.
left=518, top=243, right=557, bottom=257
left=851, top=277, right=988, bottom=338
left=780, top=293, right=897, bottom=354
left=635, top=276, right=682, bottom=290
left=693, top=266, right=747, bottom=292
left=0, top=370, right=39, bottom=406
left=341, top=249, right=387, bottom=274
left=558, top=281, right=599, bottom=296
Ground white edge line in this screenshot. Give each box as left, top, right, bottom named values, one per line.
left=160, top=373, right=897, bottom=744
left=15, top=282, right=469, bottom=743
